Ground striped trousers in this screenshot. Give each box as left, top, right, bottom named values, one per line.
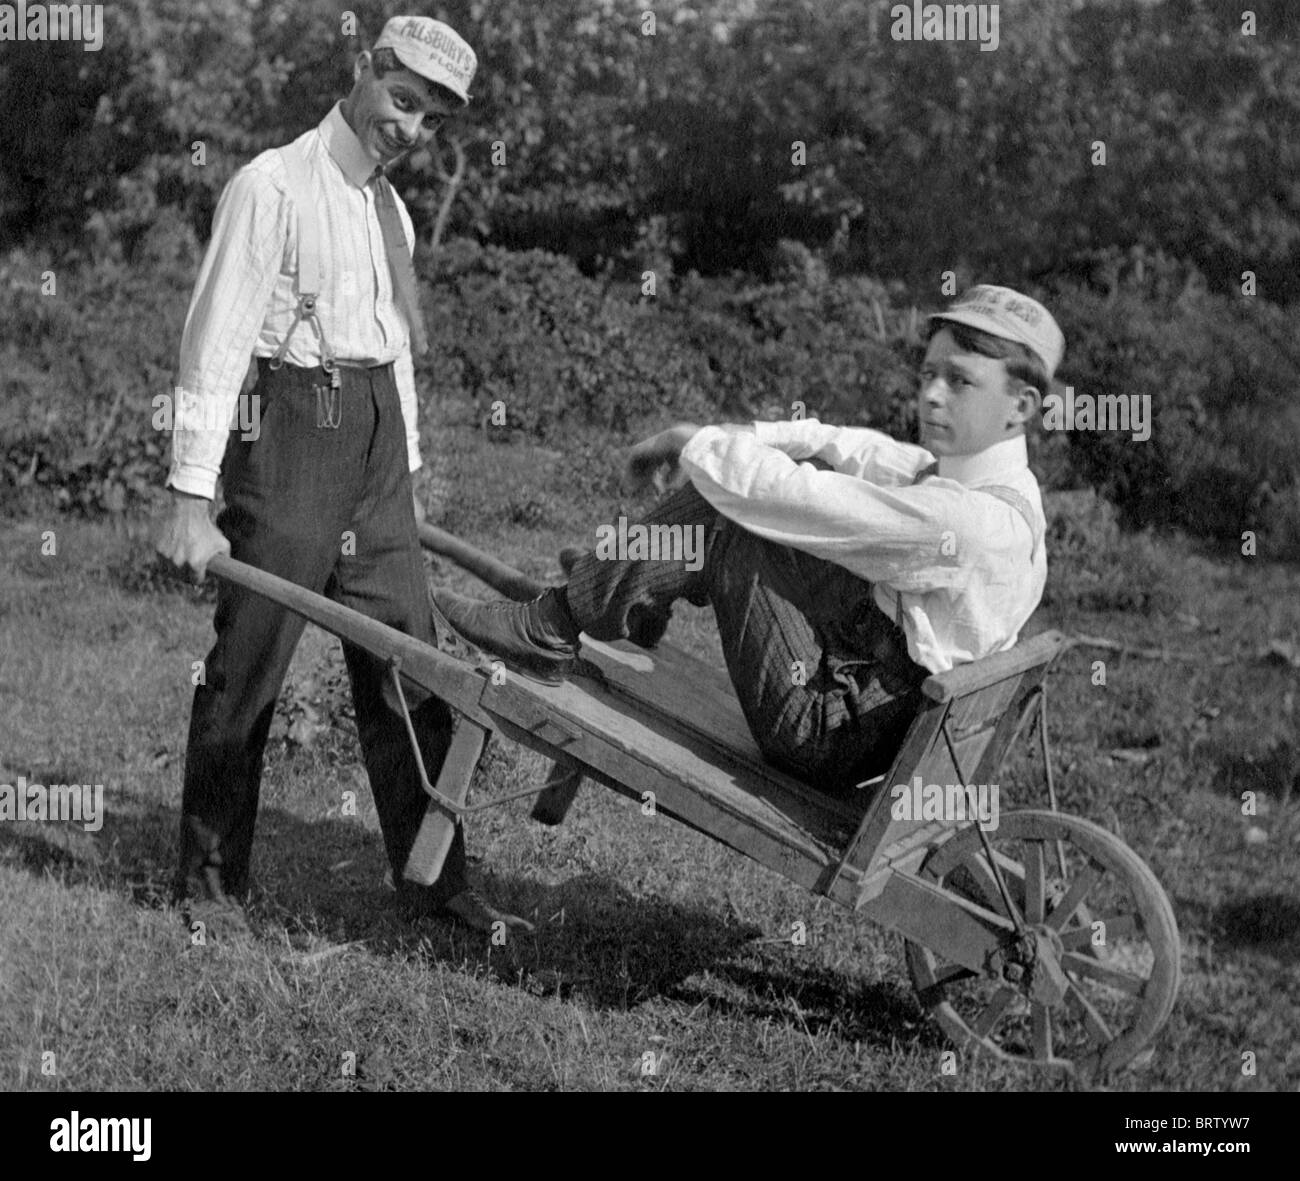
left=177, top=359, right=464, bottom=905
left=564, top=482, right=928, bottom=793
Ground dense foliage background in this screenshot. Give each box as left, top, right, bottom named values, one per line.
left=3, top=3, right=1296, bottom=1099
left=2, top=0, right=1297, bottom=555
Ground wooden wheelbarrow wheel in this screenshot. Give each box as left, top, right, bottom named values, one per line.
left=904, top=809, right=1181, bottom=1081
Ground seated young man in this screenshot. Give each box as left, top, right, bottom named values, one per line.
left=433, top=285, right=1060, bottom=795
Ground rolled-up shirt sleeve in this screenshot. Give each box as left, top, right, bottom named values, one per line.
left=168, top=168, right=289, bottom=498
left=680, top=422, right=982, bottom=591
left=751, top=418, right=931, bottom=483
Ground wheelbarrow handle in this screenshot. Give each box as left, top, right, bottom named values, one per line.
left=418, top=522, right=547, bottom=602
left=205, top=551, right=416, bottom=656
left=204, top=551, right=484, bottom=710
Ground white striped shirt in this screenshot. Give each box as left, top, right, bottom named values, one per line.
left=168, top=102, right=422, bottom=498
left=679, top=422, right=1047, bottom=673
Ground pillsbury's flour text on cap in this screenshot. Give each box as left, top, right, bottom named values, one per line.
left=929, top=285, right=1065, bottom=379
left=374, top=16, right=477, bottom=104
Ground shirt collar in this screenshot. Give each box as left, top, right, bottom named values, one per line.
left=935, top=434, right=1030, bottom=486
left=320, top=101, right=380, bottom=188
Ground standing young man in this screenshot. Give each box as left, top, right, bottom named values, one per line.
left=435, top=286, right=1058, bottom=793
left=156, top=16, right=531, bottom=933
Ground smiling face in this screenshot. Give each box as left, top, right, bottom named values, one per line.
left=341, top=50, right=460, bottom=167
left=917, top=326, right=1042, bottom=457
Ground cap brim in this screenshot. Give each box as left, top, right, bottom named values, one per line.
left=928, top=309, right=1055, bottom=378
left=389, top=45, right=471, bottom=104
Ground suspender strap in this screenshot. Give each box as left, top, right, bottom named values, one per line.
left=891, top=481, right=1043, bottom=630
left=977, top=484, right=1044, bottom=561
left=283, top=140, right=320, bottom=297
left=269, top=139, right=334, bottom=372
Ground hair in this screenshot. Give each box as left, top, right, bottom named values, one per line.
left=926, top=318, right=1051, bottom=432
left=369, top=47, right=461, bottom=109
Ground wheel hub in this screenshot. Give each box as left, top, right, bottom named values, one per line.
left=988, top=925, right=1069, bottom=1007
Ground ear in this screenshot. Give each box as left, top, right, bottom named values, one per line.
left=1008, top=383, right=1042, bottom=431
left=354, top=50, right=372, bottom=84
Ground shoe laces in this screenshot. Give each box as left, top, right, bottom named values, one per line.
left=457, top=594, right=539, bottom=615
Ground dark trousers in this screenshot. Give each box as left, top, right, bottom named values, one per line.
left=565, top=483, right=928, bottom=792
left=176, top=360, right=463, bottom=904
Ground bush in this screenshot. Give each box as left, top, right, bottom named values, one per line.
left=5, top=0, right=1300, bottom=306
left=666, top=268, right=922, bottom=435
left=417, top=239, right=928, bottom=449
left=4, top=232, right=1298, bottom=573
left=420, top=239, right=714, bottom=440
left=1047, top=277, right=1300, bottom=557
left=0, top=250, right=184, bottom=516
left=1040, top=490, right=1185, bottom=621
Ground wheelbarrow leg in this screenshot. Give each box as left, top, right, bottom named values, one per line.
left=403, top=717, right=488, bottom=886
left=531, top=761, right=584, bottom=826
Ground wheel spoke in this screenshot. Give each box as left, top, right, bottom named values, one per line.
left=913, top=960, right=978, bottom=1006
left=989, top=849, right=1027, bottom=881
left=1059, top=913, right=1138, bottom=950
left=950, top=861, right=1006, bottom=916
left=972, top=987, right=1018, bottom=1038
left=930, top=961, right=976, bottom=987
left=1032, top=1001, right=1053, bottom=1060
left=1065, top=979, right=1114, bottom=1045
left=1061, top=952, right=1146, bottom=996
left=941, top=845, right=1023, bottom=890
left=907, top=810, right=1180, bottom=1077
left=1045, top=860, right=1104, bottom=932
left=960, top=853, right=1026, bottom=927
left=1025, top=841, right=1046, bottom=925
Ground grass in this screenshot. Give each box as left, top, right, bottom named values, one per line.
left=2, top=409, right=1298, bottom=1092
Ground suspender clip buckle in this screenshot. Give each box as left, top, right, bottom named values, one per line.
left=316, top=355, right=342, bottom=428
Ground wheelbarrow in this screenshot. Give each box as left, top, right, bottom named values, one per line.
left=207, top=526, right=1180, bottom=1083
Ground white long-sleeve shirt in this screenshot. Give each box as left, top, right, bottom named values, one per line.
left=678, top=420, right=1047, bottom=673
left=168, top=102, right=422, bottom=498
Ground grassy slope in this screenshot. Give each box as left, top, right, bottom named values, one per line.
left=1, top=416, right=1297, bottom=1093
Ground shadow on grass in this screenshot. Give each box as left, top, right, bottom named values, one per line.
left=0, top=794, right=936, bottom=1052
left=1174, top=890, right=1300, bottom=966
left=1211, top=895, right=1300, bottom=963
left=668, top=961, right=942, bottom=1053
left=1206, top=740, right=1298, bottom=805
